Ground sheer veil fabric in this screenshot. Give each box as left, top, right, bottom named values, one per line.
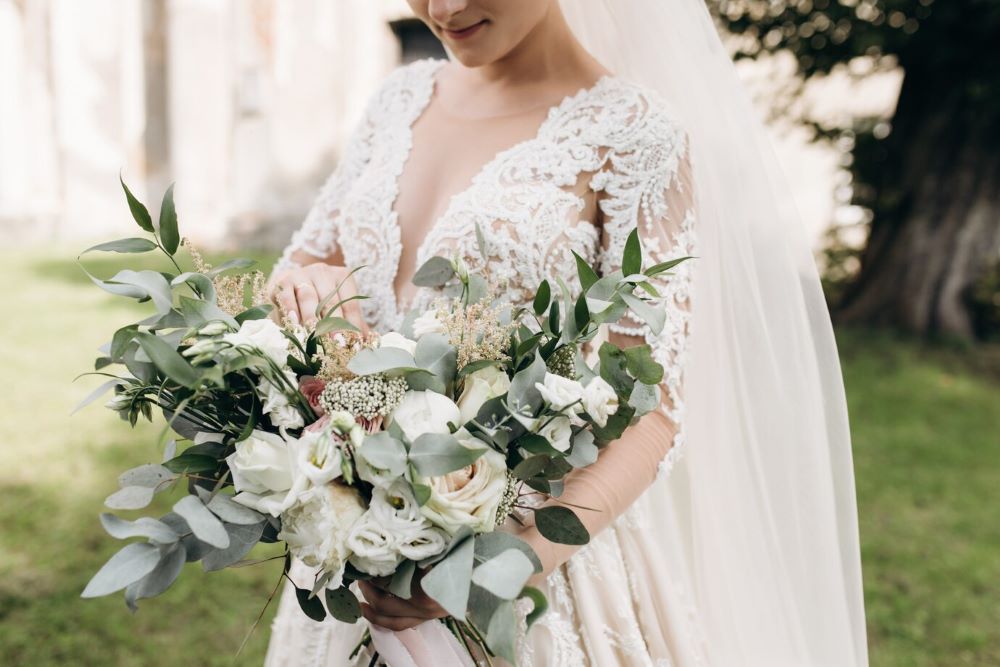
left=553, top=0, right=869, bottom=664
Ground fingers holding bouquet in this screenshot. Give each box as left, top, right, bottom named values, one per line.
left=270, top=263, right=368, bottom=333
left=358, top=571, right=448, bottom=631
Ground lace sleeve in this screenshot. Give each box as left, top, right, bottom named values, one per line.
left=270, top=88, right=380, bottom=277
left=520, top=111, right=698, bottom=582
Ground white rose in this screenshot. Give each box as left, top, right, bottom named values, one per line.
left=412, top=310, right=447, bottom=337
left=223, top=318, right=290, bottom=367
left=389, top=390, right=461, bottom=443
left=457, top=366, right=511, bottom=424
left=227, top=429, right=295, bottom=494
left=379, top=331, right=417, bottom=356
left=278, top=483, right=365, bottom=588
left=227, top=429, right=306, bottom=516
left=582, top=377, right=619, bottom=427
left=538, top=415, right=573, bottom=452
left=419, top=430, right=510, bottom=535
left=535, top=373, right=585, bottom=414
left=295, top=428, right=343, bottom=486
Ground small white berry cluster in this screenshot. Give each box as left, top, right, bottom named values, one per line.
left=318, top=374, right=408, bottom=421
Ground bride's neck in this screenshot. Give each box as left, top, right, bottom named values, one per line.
left=463, top=5, right=603, bottom=90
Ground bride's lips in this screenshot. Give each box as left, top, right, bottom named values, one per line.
left=442, top=20, right=487, bottom=40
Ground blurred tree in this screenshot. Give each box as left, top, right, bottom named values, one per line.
left=712, top=0, right=1000, bottom=340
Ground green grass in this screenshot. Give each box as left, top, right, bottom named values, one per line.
left=0, top=247, right=997, bottom=666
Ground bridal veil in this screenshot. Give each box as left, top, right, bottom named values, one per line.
left=552, top=0, right=870, bottom=664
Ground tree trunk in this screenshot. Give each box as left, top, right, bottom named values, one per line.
left=836, top=64, right=1000, bottom=340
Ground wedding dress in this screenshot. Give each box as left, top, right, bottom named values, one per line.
left=264, top=56, right=703, bottom=666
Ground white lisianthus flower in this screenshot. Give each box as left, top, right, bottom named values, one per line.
left=223, top=318, right=290, bottom=367
left=347, top=521, right=401, bottom=577
left=362, top=482, right=449, bottom=561
left=582, top=376, right=619, bottom=427
left=538, top=414, right=573, bottom=452
left=278, top=483, right=365, bottom=588
left=227, top=430, right=306, bottom=516
left=535, top=372, right=585, bottom=414
left=258, top=373, right=306, bottom=431
left=295, top=428, right=343, bottom=486
left=412, top=310, right=447, bottom=337
left=389, top=390, right=461, bottom=443
left=418, top=430, right=509, bottom=535
left=378, top=332, right=417, bottom=356
left=457, top=366, right=511, bottom=424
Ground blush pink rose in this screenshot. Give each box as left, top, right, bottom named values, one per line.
left=299, top=376, right=327, bottom=416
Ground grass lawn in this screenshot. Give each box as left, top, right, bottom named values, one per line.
left=0, top=247, right=996, bottom=666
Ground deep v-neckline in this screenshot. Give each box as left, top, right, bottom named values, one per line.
left=389, top=58, right=617, bottom=315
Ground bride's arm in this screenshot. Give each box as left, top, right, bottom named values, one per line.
left=516, top=128, right=698, bottom=585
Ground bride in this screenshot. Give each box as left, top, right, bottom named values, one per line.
left=263, top=0, right=869, bottom=665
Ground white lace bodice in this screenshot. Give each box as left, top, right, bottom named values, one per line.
left=274, top=55, right=696, bottom=422
left=267, top=57, right=705, bottom=667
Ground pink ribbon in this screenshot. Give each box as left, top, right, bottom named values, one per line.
left=368, top=620, right=476, bottom=667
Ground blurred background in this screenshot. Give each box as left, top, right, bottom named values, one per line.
left=0, top=0, right=996, bottom=665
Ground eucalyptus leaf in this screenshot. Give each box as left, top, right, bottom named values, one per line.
left=295, top=585, right=327, bottom=622
left=486, top=600, right=518, bottom=663
left=645, top=255, right=694, bottom=277
left=202, top=520, right=266, bottom=571
left=173, top=495, right=230, bottom=549
left=99, top=513, right=178, bottom=544
left=623, top=344, right=664, bottom=384
left=124, top=542, right=187, bottom=609
left=409, top=432, right=487, bottom=477
left=315, top=316, right=360, bottom=336
left=206, top=257, right=256, bottom=277
left=620, top=292, right=666, bottom=336
left=507, top=351, right=546, bottom=413
left=566, top=430, right=599, bottom=467
left=81, top=542, right=161, bottom=597
left=162, top=452, right=218, bottom=474
left=358, top=432, right=408, bottom=476
left=412, top=256, right=455, bottom=287
left=105, top=485, right=156, bottom=510
left=195, top=487, right=265, bottom=525
left=118, top=463, right=174, bottom=490
left=473, top=531, right=543, bottom=573
left=628, top=381, right=661, bottom=416
left=326, top=586, right=362, bottom=623
left=346, top=346, right=421, bottom=376
left=471, top=549, right=534, bottom=600
left=421, top=535, right=475, bottom=619
left=534, top=506, right=590, bottom=545
left=388, top=559, right=416, bottom=600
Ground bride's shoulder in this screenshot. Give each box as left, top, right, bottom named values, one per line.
left=366, top=57, right=446, bottom=106
left=581, top=75, right=689, bottom=154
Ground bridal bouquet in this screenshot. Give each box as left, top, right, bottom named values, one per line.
left=77, top=179, right=690, bottom=664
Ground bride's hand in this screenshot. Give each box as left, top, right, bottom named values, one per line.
left=357, top=571, right=449, bottom=630
left=269, top=263, right=367, bottom=331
